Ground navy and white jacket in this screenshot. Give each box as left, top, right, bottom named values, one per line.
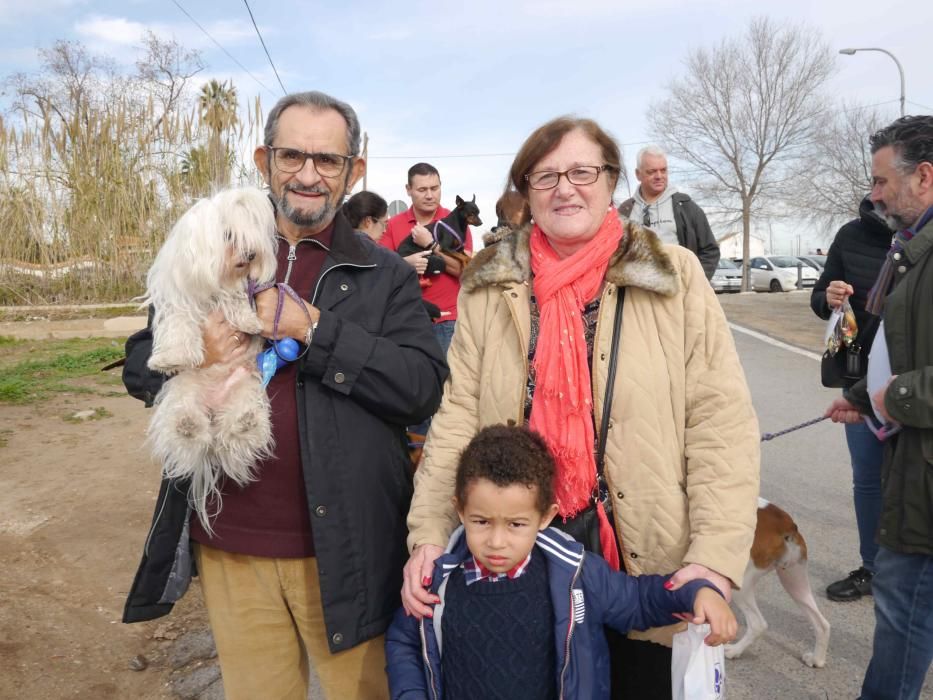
left=385, top=526, right=718, bottom=700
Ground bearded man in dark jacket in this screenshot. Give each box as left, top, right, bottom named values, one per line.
left=811, top=197, right=892, bottom=602
left=122, top=91, right=447, bottom=700
left=826, top=115, right=933, bottom=700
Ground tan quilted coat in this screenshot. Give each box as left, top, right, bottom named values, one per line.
left=407, top=218, right=761, bottom=645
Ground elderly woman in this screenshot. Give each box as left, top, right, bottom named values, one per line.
left=402, top=116, right=760, bottom=698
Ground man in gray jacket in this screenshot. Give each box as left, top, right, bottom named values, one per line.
left=618, top=145, right=720, bottom=279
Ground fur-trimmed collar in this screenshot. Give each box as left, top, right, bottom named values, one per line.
left=462, top=215, right=680, bottom=297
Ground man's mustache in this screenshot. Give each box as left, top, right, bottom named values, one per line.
left=285, top=185, right=329, bottom=195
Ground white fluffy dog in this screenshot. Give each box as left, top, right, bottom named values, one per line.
left=143, top=187, right=278, bottom=533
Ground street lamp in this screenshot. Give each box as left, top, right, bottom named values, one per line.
left=839, top=47, right=906, bottom=117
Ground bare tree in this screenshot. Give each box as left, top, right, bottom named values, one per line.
left=650, top=17, right=834, bottom=289
left=793, top=103, right=892, bottom=236
left=133, top=31, right=205, bottom=146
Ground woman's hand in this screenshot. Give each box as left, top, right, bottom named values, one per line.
left=690, top=588, right=738, bottom=646
left=401, top=544, right=443, bottom=618
left=201, top=310, right=251, bottom=368
left=667, top=563, right=733, bottom=603
left=403, top=251, right=431, bottom=274
left=825, top=280, right=854, bottom=309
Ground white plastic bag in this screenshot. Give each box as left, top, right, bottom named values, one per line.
left=671, top=623, right=725, bottom=700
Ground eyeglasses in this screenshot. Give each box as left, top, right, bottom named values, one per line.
left=524, top=165, right=614, bottom=191
left=267, top=147, right=352, bottom=177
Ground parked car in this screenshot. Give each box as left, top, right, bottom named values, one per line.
left=710, top=257, right=742, bottom=293
left=797, top=254, right=827, bottom=272
left=749, top=255, right=820, bottom=292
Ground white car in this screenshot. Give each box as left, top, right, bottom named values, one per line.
left=749, top=255, right=820, bottom=292
left=797, top=254, right=827, bottom=273
left=710, top=258, right=743, bottom=293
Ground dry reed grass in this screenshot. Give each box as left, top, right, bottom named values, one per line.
left=1, top=43, right=266, bottom=306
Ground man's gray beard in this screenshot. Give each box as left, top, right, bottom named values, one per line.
left=276, top=190, right=337, bottom=228
left=879, top=205, right=919, bottom=232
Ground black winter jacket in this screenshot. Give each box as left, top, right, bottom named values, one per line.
left=121, top=213, right=448, bottom=653
left=811, top=197, right=893, bottom=333
left=618, top=193, right=720, bottom=279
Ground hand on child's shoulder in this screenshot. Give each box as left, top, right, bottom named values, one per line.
left=690, top=587, right=737, bottom=646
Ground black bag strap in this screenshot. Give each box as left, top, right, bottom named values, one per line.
left=596, top=286, right=625, bottom=478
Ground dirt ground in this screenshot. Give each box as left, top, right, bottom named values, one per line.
left=0, top=291, right=824, bottom=700
left=0, top=382, right=212, bottom=700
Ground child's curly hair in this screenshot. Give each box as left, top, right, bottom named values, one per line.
left=455, top=424, right=555, bottom=514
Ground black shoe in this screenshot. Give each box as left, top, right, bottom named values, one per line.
left=826, top=567, right=873, bottom=601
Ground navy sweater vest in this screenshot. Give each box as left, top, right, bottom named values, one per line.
left=441, top=552, right=557, bottom=700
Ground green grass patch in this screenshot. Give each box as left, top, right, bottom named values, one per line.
left=0, top=337, right=126, bottom=404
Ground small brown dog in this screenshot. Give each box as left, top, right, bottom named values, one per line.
left=725, top=498, right=831, bottom=668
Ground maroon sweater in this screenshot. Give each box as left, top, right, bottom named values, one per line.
left=190, top=224, right=333, bottom=558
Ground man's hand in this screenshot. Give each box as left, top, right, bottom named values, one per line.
left=825, top=396, right=862, bottom=424
left=826, top=280, right=854, bottom=309
left=254, top=288, right=319, bottom=341
left=401, top=544, right=443, bottom=619
left=688, top=588, right=738, bottom=646
left=666, top=563, right=732, bottom=603
left=410, top=224, right=434, bottom=249
left=404, top=251, right=432, bottom=274
left=201, top=310, right=251, bottom=368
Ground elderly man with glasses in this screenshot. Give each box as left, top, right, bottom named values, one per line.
left=121, top=91, right=447, bottom=700
left=617, top=144, right=720, bottom=279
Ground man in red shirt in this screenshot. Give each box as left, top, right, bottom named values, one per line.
left=380, top=162, right=473, bottom=355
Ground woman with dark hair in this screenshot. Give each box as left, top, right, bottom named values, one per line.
left=402, top=115, right=760, bottom=698
left=344, top=191, right=389, bottom=241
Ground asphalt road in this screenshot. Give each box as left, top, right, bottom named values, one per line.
left=725, top=324, right=933, bottom=700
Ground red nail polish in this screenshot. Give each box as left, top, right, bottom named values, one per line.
left=664, top=580, right=674, bottom=590
left=422, top=576, right=431, bottom=586
left=425, top=610, right=433, bottom=618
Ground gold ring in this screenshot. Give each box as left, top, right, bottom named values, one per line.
left=231, top=334, right=241, bottom=345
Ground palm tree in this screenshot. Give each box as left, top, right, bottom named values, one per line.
left=198, top=79, right=238, bottom=187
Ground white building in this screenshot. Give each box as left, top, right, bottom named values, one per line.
left=717, top=231, right=767, bottom=259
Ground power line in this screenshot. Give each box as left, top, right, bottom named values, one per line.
left=242, top=0, right=287, bottom=95
left=170, top=0, right=278, bottom=99
left=907, top=99, right=933, bottom=113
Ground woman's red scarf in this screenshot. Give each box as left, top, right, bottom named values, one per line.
left=529, top=208, right=623, bottom=570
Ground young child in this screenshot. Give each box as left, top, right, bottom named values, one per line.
left=385, top=424, right=737, bottom=700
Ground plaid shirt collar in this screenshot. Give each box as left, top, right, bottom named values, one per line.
left=462, top=553, right=532, bottom=586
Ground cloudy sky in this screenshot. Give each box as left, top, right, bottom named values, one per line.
left=1, top=0, right=931, bottom=252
